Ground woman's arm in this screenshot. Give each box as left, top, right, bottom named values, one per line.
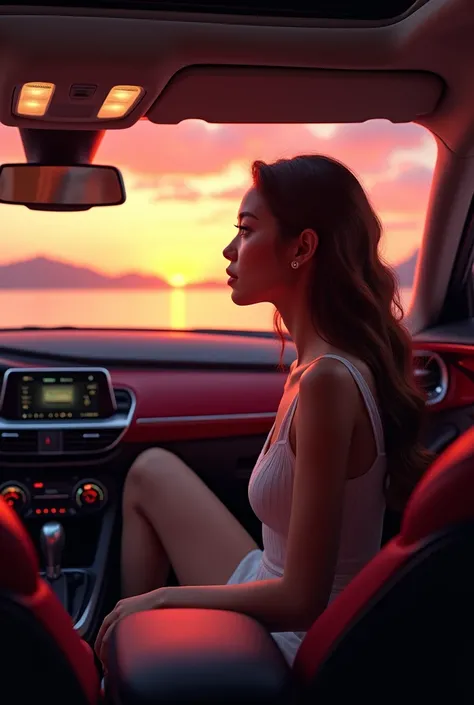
left=158, top=357, right=360, bottom=631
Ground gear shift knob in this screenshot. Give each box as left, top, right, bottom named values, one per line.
left=40, top=521, right=65, bottom=580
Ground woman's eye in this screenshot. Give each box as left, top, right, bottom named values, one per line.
left=234, top=224, right=251, bottom=237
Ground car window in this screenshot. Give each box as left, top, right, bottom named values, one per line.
left=0, top=119, right=436, bottom=331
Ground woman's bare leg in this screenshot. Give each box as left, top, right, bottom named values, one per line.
left=121, top=447, right=258, bottom=597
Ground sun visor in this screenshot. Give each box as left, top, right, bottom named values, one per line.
left=147, top=67, right=444, bottom=125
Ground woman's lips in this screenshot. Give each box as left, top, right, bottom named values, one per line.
left=226, top=270, right=238, bottom=285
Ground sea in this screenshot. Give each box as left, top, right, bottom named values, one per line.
left=0, top=287, right=413, bottom=332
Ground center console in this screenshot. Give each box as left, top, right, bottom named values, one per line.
left=0, top=366, right=135, bottom=639
left=0, top=476, right=108, bottom=518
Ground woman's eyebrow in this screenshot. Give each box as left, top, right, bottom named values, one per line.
left=238, top=211, right=259, bottom=220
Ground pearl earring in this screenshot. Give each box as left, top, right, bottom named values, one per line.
left=291, top=260, right=299, bottom=269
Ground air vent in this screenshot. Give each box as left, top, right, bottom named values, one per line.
left=0, top=430, right=38, bottom=454
left=62, top=428, right=123, bottom=453
left=114, top=388, right=133, bottom=414
left=412, top=351, right=448, bottom=406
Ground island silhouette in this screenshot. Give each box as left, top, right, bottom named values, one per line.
left=0, top=251, right=418, bottom=289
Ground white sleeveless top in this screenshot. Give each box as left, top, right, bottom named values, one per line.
left=227, top=354, right=387, bottom=664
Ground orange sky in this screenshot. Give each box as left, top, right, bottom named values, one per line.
left=0, top=119, right=437, bottom=286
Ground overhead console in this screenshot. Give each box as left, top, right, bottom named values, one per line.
left=0, top=367, right=135, bottom=456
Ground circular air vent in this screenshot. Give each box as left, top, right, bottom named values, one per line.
left=412, top=351, right=448, bottom=406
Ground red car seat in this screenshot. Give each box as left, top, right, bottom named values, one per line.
left=0, top=496, right=101, bottom=705
left=293, top=425, right=474, bottom=703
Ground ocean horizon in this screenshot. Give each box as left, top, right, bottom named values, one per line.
left=0, top=286, right=413, bottom=332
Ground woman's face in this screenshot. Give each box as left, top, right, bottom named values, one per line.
left=223, top=187, right=294, bottom=306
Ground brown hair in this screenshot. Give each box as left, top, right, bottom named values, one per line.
left=252, top=154, right=432, bottom=511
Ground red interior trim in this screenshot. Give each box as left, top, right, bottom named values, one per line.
left=294, top=537, right=416, bottom=681
left=401, top=426, right=474, bottom=543
left=413, top=342, right=474, bottom=356
left=111, top=369, right=284, bottom=442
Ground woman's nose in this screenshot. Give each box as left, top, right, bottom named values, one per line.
left=223, top=240, right=237, bottom=261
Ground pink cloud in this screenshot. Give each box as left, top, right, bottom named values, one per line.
left=0, top=121, right=434, bottom=220
left=147, top=182, right=247, bottom=203
left=98, top=120, right=430, bottom=179
left=213, top=186, right=247, bottom=200
left=100, top=121, right=243, bottom=176
left=137, top=161, right=433, bottom=232
left=0, top=126, right=26, bottom=161
left=152, top=182, right=202, bottom=202
left=370, top=166, right=433, bottom=214
left=0, top=119, right=432, bottom=191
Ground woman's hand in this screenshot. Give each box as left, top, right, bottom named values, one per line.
left=94, top=588, right=167, bottom=667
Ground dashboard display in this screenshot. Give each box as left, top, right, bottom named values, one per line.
left=0, top=368, right=116, bottom=421
left=42, top=385, right=75, bottom=406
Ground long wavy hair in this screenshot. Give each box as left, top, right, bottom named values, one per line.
left=252, top=154, right=432, bottom=511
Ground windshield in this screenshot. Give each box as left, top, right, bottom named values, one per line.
left=0, top=119, right=435, bottom=332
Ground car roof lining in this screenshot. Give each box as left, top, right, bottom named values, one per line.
left=0, top=2, right=468, bottom=149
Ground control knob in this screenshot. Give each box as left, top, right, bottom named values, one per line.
left=73, top=480, right=107, bottom=511
left=0, top=482, right=30, bottom=512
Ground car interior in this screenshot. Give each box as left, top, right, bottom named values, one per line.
left=1, top=0, right=474, bottom=703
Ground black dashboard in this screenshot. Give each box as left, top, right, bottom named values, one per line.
left=0, top=327, right=296, bottom=368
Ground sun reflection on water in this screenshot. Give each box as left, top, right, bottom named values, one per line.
left=170, top=288, right=186, bottom=329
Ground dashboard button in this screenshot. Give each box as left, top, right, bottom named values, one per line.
left=74, top=480, right=107, bottom=511
left=38, top=430, right=62, bottom=453
left=0, top=482, right=30, bottom=512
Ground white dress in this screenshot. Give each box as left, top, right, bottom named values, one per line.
left=227, top=354, right=387, bottom=665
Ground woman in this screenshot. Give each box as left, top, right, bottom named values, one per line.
left=95, top=154, right=430, bottom=667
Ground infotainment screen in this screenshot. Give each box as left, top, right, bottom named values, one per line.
left=0, top=368, right=117, bottom=421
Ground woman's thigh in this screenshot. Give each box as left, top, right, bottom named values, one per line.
left=124, top=447, right=259, bottom=586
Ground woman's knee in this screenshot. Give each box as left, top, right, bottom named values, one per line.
left=124, top=447, right=183, bottom=503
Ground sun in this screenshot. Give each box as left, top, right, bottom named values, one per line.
left=168, top=273, right=187, bottom=288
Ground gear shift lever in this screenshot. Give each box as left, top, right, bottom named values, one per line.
left=40, top=521, right=65, bottom=580
left=39, top=521, right=88, bottom=624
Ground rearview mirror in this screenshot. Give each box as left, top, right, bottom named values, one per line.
left=0, top=163, right=126, bottom=211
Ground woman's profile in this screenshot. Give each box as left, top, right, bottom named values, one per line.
left=95, top=154, right=430, bottom=667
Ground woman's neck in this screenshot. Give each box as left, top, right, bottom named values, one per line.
left=277, top=296, right=330, bottom=367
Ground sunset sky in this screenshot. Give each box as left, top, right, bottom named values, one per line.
left=0, top=119, right=437, bottom=286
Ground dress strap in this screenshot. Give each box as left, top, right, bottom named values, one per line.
left=316, top=354, right=385, bottom=455
left=277, top=354, right=385, bottom=455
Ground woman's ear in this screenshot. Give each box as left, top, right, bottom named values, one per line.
left=295, top=228, right=318, bottom=265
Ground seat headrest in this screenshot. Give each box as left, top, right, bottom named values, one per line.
left=0, top=497, right=38, bottom=595
left=401, top=427, right=474, bottom=545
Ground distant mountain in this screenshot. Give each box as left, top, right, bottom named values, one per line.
left=394, top=249, right=418, bottom=288
left=0, top=250, right=418, bottom=290
left=0, top=256, right=170, bottom=289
